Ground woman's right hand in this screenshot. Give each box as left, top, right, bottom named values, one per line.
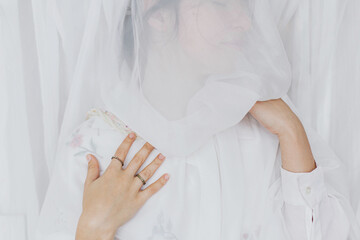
left=75, top=132, right=170, bottom=240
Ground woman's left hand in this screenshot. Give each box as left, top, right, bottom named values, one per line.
left=249, top=98, right=317, bottom=173
left=76, top=133, right=170, bottom=240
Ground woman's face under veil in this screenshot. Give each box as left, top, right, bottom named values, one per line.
left=145, top=0, right=251, bottom=74
left=101, top=0, right=291, bottom=156
left=141, top=0, right=253, bottom=120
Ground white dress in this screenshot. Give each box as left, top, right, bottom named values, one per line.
left=36, top=95, right=354, bottom=240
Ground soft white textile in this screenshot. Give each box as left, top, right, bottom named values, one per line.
left=1, top=0, right=360, bottom=239
left=37, top=95, right=358, bottom=239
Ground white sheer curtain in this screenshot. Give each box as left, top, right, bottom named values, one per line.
left=0, top=0, right=44, bottom=239
left=31, top=0, right=90, bottom=174
left=285, top=0, right=360, bottom=219
left=0, top=0, right=359, bottom=239
left=0, top=0, right=88, bottom=239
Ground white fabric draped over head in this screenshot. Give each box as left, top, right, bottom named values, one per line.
left=2, top=0, right=360, bottom=239
left=71, top=0, right=292, bottom=157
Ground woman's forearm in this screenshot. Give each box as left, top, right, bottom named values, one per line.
left=248, top=98, right=317, bottom=173
left=278, top=118, right=317, bottom=173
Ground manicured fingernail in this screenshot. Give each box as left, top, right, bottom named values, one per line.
left=159, top=153, right=165, bottom=161
left=164, top=174, right=170, bottom=181
left=86, top=154, right=92, bottom=162
left=129, top=132, right=135, bottom=139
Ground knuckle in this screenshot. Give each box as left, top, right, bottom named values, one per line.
left=136, top=151, right=147, bottom=160
left=133, top=155, right=143, bottom=165
left=115, top=146, right=127, bottom=157
left=143, top=142, right=154, bottom=152
left=142, top=168, right=152, bottom=179
left=123, top=139, right=133, bottom=148
left=116, top=138, right=132, bottom=153
left=88, top=163, right=96, bottom=171
left=154, top=158, right=162, bottom=167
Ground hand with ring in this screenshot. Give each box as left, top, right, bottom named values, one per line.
left=75, top=132, right=169, bottom=240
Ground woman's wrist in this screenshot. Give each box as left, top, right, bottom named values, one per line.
left=248, top=99, right=316, bottom=173
left=76, top=215, right=117, bottom=240
left=277, top=119, right=317, bottom=173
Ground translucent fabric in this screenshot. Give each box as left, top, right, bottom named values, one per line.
left=69, top=0, right=293, bottom=158
left=37, top=96, right=360, bottom=239
left=37, top=0, right=360, bottom=239
left=284, top=0, right=360, bottom=217
left=1, top=0, right=360, bottom=239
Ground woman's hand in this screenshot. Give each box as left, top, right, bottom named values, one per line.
left=249, top=99, right=317, bottom=173
left=75, top=132, right=170, bottom=240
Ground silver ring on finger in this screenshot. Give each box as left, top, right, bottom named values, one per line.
left=111, top=156, right=124, bottom=167
left=135, top=173, right=146, bottom=185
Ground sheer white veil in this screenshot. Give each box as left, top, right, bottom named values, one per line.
left=2, top=0, right=359, bottom=239
left=51, top=1, right=360, bottom=237
left=59, top=0, right=292, bottom=158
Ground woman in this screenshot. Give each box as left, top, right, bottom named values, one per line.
left=74, top=98, right=325, bottom=240
left=37, top=0, right=360, bottom=239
